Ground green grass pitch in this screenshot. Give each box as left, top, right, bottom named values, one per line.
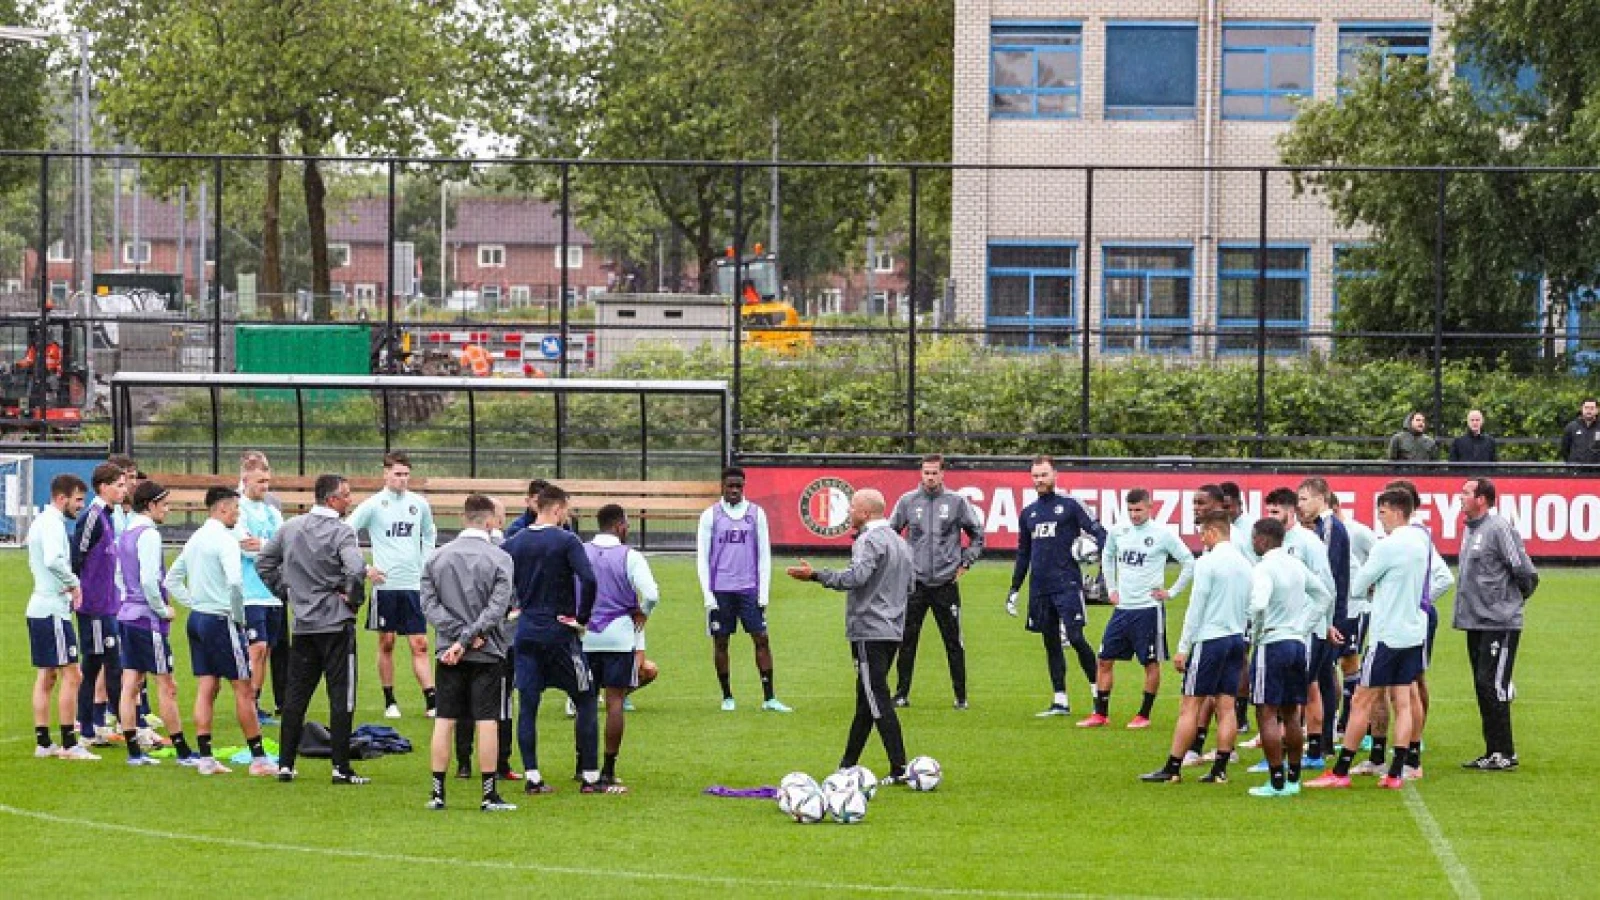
left=0, top=550, right=1594, bottom=899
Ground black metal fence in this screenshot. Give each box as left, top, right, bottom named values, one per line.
left=4, top=150, right=1600, bottom=460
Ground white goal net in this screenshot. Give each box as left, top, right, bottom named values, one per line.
left=0, top=454, right=35, bottom=544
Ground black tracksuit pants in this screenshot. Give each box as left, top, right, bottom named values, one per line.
left=269, top=605, right=292, bottom=711
left=842, top=640, right=908, bottom=775
left=278, top=625, right=357, bottom=773
left=895, top=581, right=967, bottom=703
left=1466, top=629, right=1521, bottom=757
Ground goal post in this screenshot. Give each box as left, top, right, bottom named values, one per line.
left=0, top=453, right=35, bottom=543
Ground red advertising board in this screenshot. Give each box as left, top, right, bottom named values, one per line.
left=744, top=466, right=1600, bottom=558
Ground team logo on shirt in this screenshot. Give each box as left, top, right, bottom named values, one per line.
left=409, top=505, right=417, bottom=515
left=1054, top=505, right=1063, bottom=515
left=1144, top=537, right=1154, bottom=547
left=799, top=477, right=855, bottom=538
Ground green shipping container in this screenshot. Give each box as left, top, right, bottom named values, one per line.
left=235, top=324, right=371, bottom=402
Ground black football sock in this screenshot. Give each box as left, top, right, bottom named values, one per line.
left=198, top=734, right=213, bottom=758
left=1333, top=746, right=1356, bottom=777
left=1288, top=758, right=1302, bottom=784
left=1370, top=736, right=1387, bottom=765
left=760, top=669, right=775, bottom=702
left=481, top=772, right=496, bottom=802
left=1338, top=676, right=1358, bottom=731
left=1094, top=692, right=1110, bottom=718
left=171, top=732, right=193, bottom=759
left=124, top=730, right=141, bottom=759
left=1407, top=741, right=1422, bottom=769
left=431, top=771, right=445, bottom=802
left=1270, top=764, right=1286, bottom=790
left=1162, top=755, right=1182, bottom=776
left=1235, top=696, right=1250, bottom=728
left=1307, top=734, right=1323, bottom=757
left=59, top=726, right=77, bottom=750
left=603, top=752, right=618, bottom=779
left=382, top=686, right=397, bottom=707
left=717, top=672, right=732, bottom=701
left=1138, top=691, right=1156, bottom=719
left=424, top=688, right=437, bottom=712
left=34, top=726, right=50, bottom=749
left=93, top=702, right=107, bottom=728
left=247, top=735, right=266, bottom=759
left=1387, top=750, right=1407, bottom=780
left=1211, top=750, right=1231, bottom=777
left=1190, top=726, right=1209, bottom=756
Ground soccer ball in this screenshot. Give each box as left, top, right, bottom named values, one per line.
left=825, top=786, right=868, bottom=824
left=843, top=765, right=878, bottom=800
left=783, top=783, right=827, bottom=824
left=779, top=771, right=818, bottom=793
left=820, top=771, right=854, bottom=797
left=905, top=756, right=942, bottom=791
left=1072, top=534, right=1100, bottom=565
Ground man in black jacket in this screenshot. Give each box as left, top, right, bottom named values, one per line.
left=1450, top=410, right=1497, bottom=463
left=1560, top=399, right=1600, bottom=464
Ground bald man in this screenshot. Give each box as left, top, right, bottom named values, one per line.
left=788, top=489, right=915, bottom=782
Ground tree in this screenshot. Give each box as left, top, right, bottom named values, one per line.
left=495, top=0, right=952, bottom=294
left=76, top=0, right=482, bottom=318
left=1280, top=0, right=1600, bottom=366
left=0, top=0, right=50, bottom=194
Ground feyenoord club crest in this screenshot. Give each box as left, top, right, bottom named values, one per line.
left=409, top=505, right=417, bottom=515
left=799, top=477, right=856, bottom=538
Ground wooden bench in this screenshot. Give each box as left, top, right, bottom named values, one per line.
left=148, top=474, right=722, bottom=535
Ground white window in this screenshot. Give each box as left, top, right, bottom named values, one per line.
left=330, top=283, right=346, bottom=301
left=329, top=242, right=351, bottom=269
left=354, top=283, right=377, bottom=301
left=46, top=240, right=70, bottom=262
left=3, top=278, right=21, bottom=294
left=555, top=245, right=583, bottom=269
left=482, top=284, right=503, bottom=304
left=50, top=280, right=70, bottom=302
left=820, top=288, right=842, bottom=314
left=873, top=252, right=894, bottom=273
left=478, top=244, right=505, bottom=267
left=122, top=241, right=152, bottom=265
left=509, top=285, right=531, bottom=303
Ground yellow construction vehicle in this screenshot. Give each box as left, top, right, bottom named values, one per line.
left=714, top=245, right=813, bottom=354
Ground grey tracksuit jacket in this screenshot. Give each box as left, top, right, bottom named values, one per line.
left=814, top=520, right=914, bottom=642
left=889, top=486, right=984, bottom=586
left=1454, top=512, right=1539, bottom=631
left=257, top=507, right=367, bottom=635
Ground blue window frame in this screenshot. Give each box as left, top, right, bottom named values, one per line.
left=1221, top=24, right=1314, bottom=120
left=1102, top=246, right=1192, bottom=353
left=1338, top=23, right=1431, bottom=92
left=1455, top=47, right=1540, bottom=113
left=991, top=23, right=1082, bottom=119
left=986, top=243, right=1077, bottom=350
left=1217, top=246, right=1309, bottom=353
left=1105, top=22, right=1199, bottom=120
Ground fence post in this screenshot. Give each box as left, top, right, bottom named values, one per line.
left=559, top=163, right=571, bottom=379
left=732, top=164, right=744, bottom=458
left=295, top=387, right=306, bottom=475
left=468, top=388, right=478, bottom=478
left=32, top=154, right=49, bottom=431
left=212, top=158, right=224, bottom=373
left=385, top=159, right=398, bottom=373
left=906, top=166, right=919, bottom=454
left=1255, top=168, right=1268, bottom=454
left=1433, top=171, right=1447, bottom=431
left=1081, top=167, right=1095, bottom=456
left=209, top=384, right=220, bottom=474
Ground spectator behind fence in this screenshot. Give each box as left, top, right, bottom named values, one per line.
left=1387, top=411, right=1437, bottom=462
left=1560, top=398, right=1600, bottom=465
left=1449, top=410, right=1497, bottom=464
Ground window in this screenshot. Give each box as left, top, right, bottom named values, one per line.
left=50, top=280, right=69, bottom=303
left=1338, top=24, right=1431, bottom=91
left=353, top=283, right=377, bottom=302
left=1222, top=24, right=1314, bottom=120
left=46, top=240, right=70, bottom=262
left=873, top=252, right=894, bottom=273
left=509, top=285, right=531, bottom=303
left=820, top=288, right=842, bottom=314
left=478, top=244, right=505, bottom=267
left=990, top=23, right=1082, bottom=119
left=330, top=283, right=346, bottom=301
left=482, top=284, right=502, bottom=304
left=986, top=243, right=1076, bottom=350
left=1105, top=23, right=1199, bottom=120
left=1216, top=246, right=1309, bottom=353
left=122, top=241, right=152, bottom=265
left=1455, top=47, right=1540, bottom=112
left=554, top=245, right=583, bottom=269
left=2, top=279, right=21, bottom=294
left=1102, top=246, right=1192, bottom=352
left=328, top=242, right=351, bottom=269
left=1332, top=245, right=1376, bottom=347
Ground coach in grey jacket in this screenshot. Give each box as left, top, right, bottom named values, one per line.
left=257, top=474, right=370, bottom=783
left=889, top=454, right=984, bottom=708
left=787, top=488, right=913, bottom=780
left=1454, top=477, right=1539, bottom=771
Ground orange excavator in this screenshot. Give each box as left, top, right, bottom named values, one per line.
left=713, top=245, right=813, bottom=354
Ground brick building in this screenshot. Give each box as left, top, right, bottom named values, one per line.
left=445, top=197, right=610, bottom=307
left=21, top=195, right=214, bottom=302
left=953, top=1, right=1453, bottom=354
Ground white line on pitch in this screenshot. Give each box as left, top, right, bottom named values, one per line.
left=1403, top=788, right=1483, bottom=900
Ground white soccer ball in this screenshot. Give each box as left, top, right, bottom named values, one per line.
left=843, top=765, right=878, bottom=800
left=780, top=772, right=818, bottom=793
left=906, top=755, right=942, bottom=792
left=1072, top=535, right=1100, bottom=565
left=784, top=783, right=827, bottom=824
left=820, top=771, right=854, bottom=797
left=825, top=786, right=868, bottom=824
